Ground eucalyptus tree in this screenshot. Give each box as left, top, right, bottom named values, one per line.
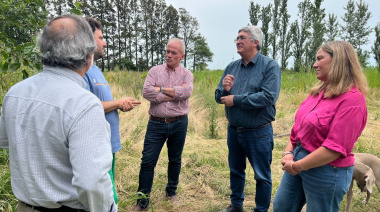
left=103, top=0, right=117, bottom=70
left=128, top=0, right=142, bottom=68
left=152, top=0, right=167, bottom=65
left=325, top=13, right=340, bottom=41
left=260, top=4, right=272, bottom=56
left=178, top=7, right=199, bottom=68
left=114, top=0, right=130, bottom=68
left=140, top=0, right=156, bottom=69
left=163, top=5, right=179, bottom=41
left=81, top=0, right=111, bottom=71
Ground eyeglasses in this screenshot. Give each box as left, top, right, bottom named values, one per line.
left=234, top=36, right=248, bottom=43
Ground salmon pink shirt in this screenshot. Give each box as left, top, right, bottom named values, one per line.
left=290, top=87, right=367, bottom=167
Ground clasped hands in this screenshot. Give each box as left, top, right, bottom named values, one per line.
left=220, top=74, right=234, bottom=107
left=281, top=154, right=304, bottom=176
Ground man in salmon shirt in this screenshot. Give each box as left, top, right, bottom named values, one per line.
left=133, top=38, right=193, bottom=211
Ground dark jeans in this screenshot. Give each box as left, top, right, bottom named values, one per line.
left=136, top=115, right=188, bottom=209
left=227, top=124, right=273, bottom=212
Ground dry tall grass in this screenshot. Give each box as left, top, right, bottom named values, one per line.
left=106, top=70, right=380, bottom=212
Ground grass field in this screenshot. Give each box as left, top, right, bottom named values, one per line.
left=1, top=68, right=380, bottom=212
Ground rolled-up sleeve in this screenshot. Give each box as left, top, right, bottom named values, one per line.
left=322, top=106, right=367, bottom=157
left=173, top=70, right=193, bottom=101
left=68, top=102, right=115, bottom=212
left=143, top=68, right=165, bottom=103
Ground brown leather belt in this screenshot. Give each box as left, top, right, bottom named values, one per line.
left=150, top=115, right=186, bottom=123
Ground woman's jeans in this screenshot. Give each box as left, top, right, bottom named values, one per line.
left=227, top=124, right=273, bottom=212
left=136, top=116, right=188, bottom=209
left=273, top=145, right=353, bottom=212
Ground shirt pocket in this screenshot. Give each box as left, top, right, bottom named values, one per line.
left=316, top=112, right=334, bottom=126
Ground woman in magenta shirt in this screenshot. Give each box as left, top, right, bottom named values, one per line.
left=273, top=41, right=368, bottom=212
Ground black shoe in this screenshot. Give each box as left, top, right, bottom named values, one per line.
left=221, top=204, right=243, bottom=212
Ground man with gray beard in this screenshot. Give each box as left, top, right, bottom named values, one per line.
left=0, top=15, right=116, bottom=212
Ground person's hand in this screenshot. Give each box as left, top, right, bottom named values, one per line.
left=118, top=97, right=141, bottom=112
left=222, top=74, right=234, bottom=92
left=220, top=95, right=234, bottom=107
left=125, top=97, right=142, bottom=107
left=121, top=100, right=134, bottom=112
left=281, top=153, right=294, bottom=167
left=282, top=160, right=299, bottom=176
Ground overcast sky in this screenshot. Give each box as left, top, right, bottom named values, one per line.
left=165, top=0, right=379, bottom=70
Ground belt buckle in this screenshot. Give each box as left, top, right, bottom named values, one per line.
left=165, top=118, right=169, bottom=123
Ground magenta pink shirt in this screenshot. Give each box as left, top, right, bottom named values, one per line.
left=290, top=87, right=367, bottom=167
left=143, top=64, right=193, bottom=118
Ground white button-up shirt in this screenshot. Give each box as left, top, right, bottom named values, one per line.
left=0, top=66, right=116, bottom=212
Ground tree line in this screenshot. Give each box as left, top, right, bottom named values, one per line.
left=250, top=0, right=380, bottom=72
left=1, top=0, right=380, bottom=77
left=0, top=0, right=213, bottom=75
left=46, top=0, right=213, bottom=71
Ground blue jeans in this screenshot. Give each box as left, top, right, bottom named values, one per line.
left=273, top=145, right=353, bottom=212
left=136, top=115, right=188, bottom=209
left=227, top=124, right=273, bottom=212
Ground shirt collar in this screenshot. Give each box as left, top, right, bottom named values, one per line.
left=165, top=64, right=181, bottom=72
left=239, top=52, right=261, bottom=66
left=43, top=65, right=87, bottom=88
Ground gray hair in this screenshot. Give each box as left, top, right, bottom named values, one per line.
left=167, top=38, right=185, bottom=54
left=37, top=14, right=96, bottom=69
left=238, top=26, right=263, bottom=51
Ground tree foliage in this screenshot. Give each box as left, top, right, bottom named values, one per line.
left=249, top=2, right=261, bottom=26
left=5, top=0, right=212, bottom=74
left=325, top=13, right=339, bottom=41
left=291, top=0, right=313, bottom=72
left=191, top=34, right=213, bottom=71
left=249, top=0, right=377, bottom=71
left=372, top=23, right=380, bottom=72
left=0, top=0, right=47, bottom=89
left=305, top=0, right=325, bottom=70
left=270, top=0, right=281, bottom=61
left=178, top=8, right=199, bottom=68
left=278, top=0, right=292, bottom=71
left=341, top=0, right=372, bottom=67
left=260, top=4, right=272, bottom=56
